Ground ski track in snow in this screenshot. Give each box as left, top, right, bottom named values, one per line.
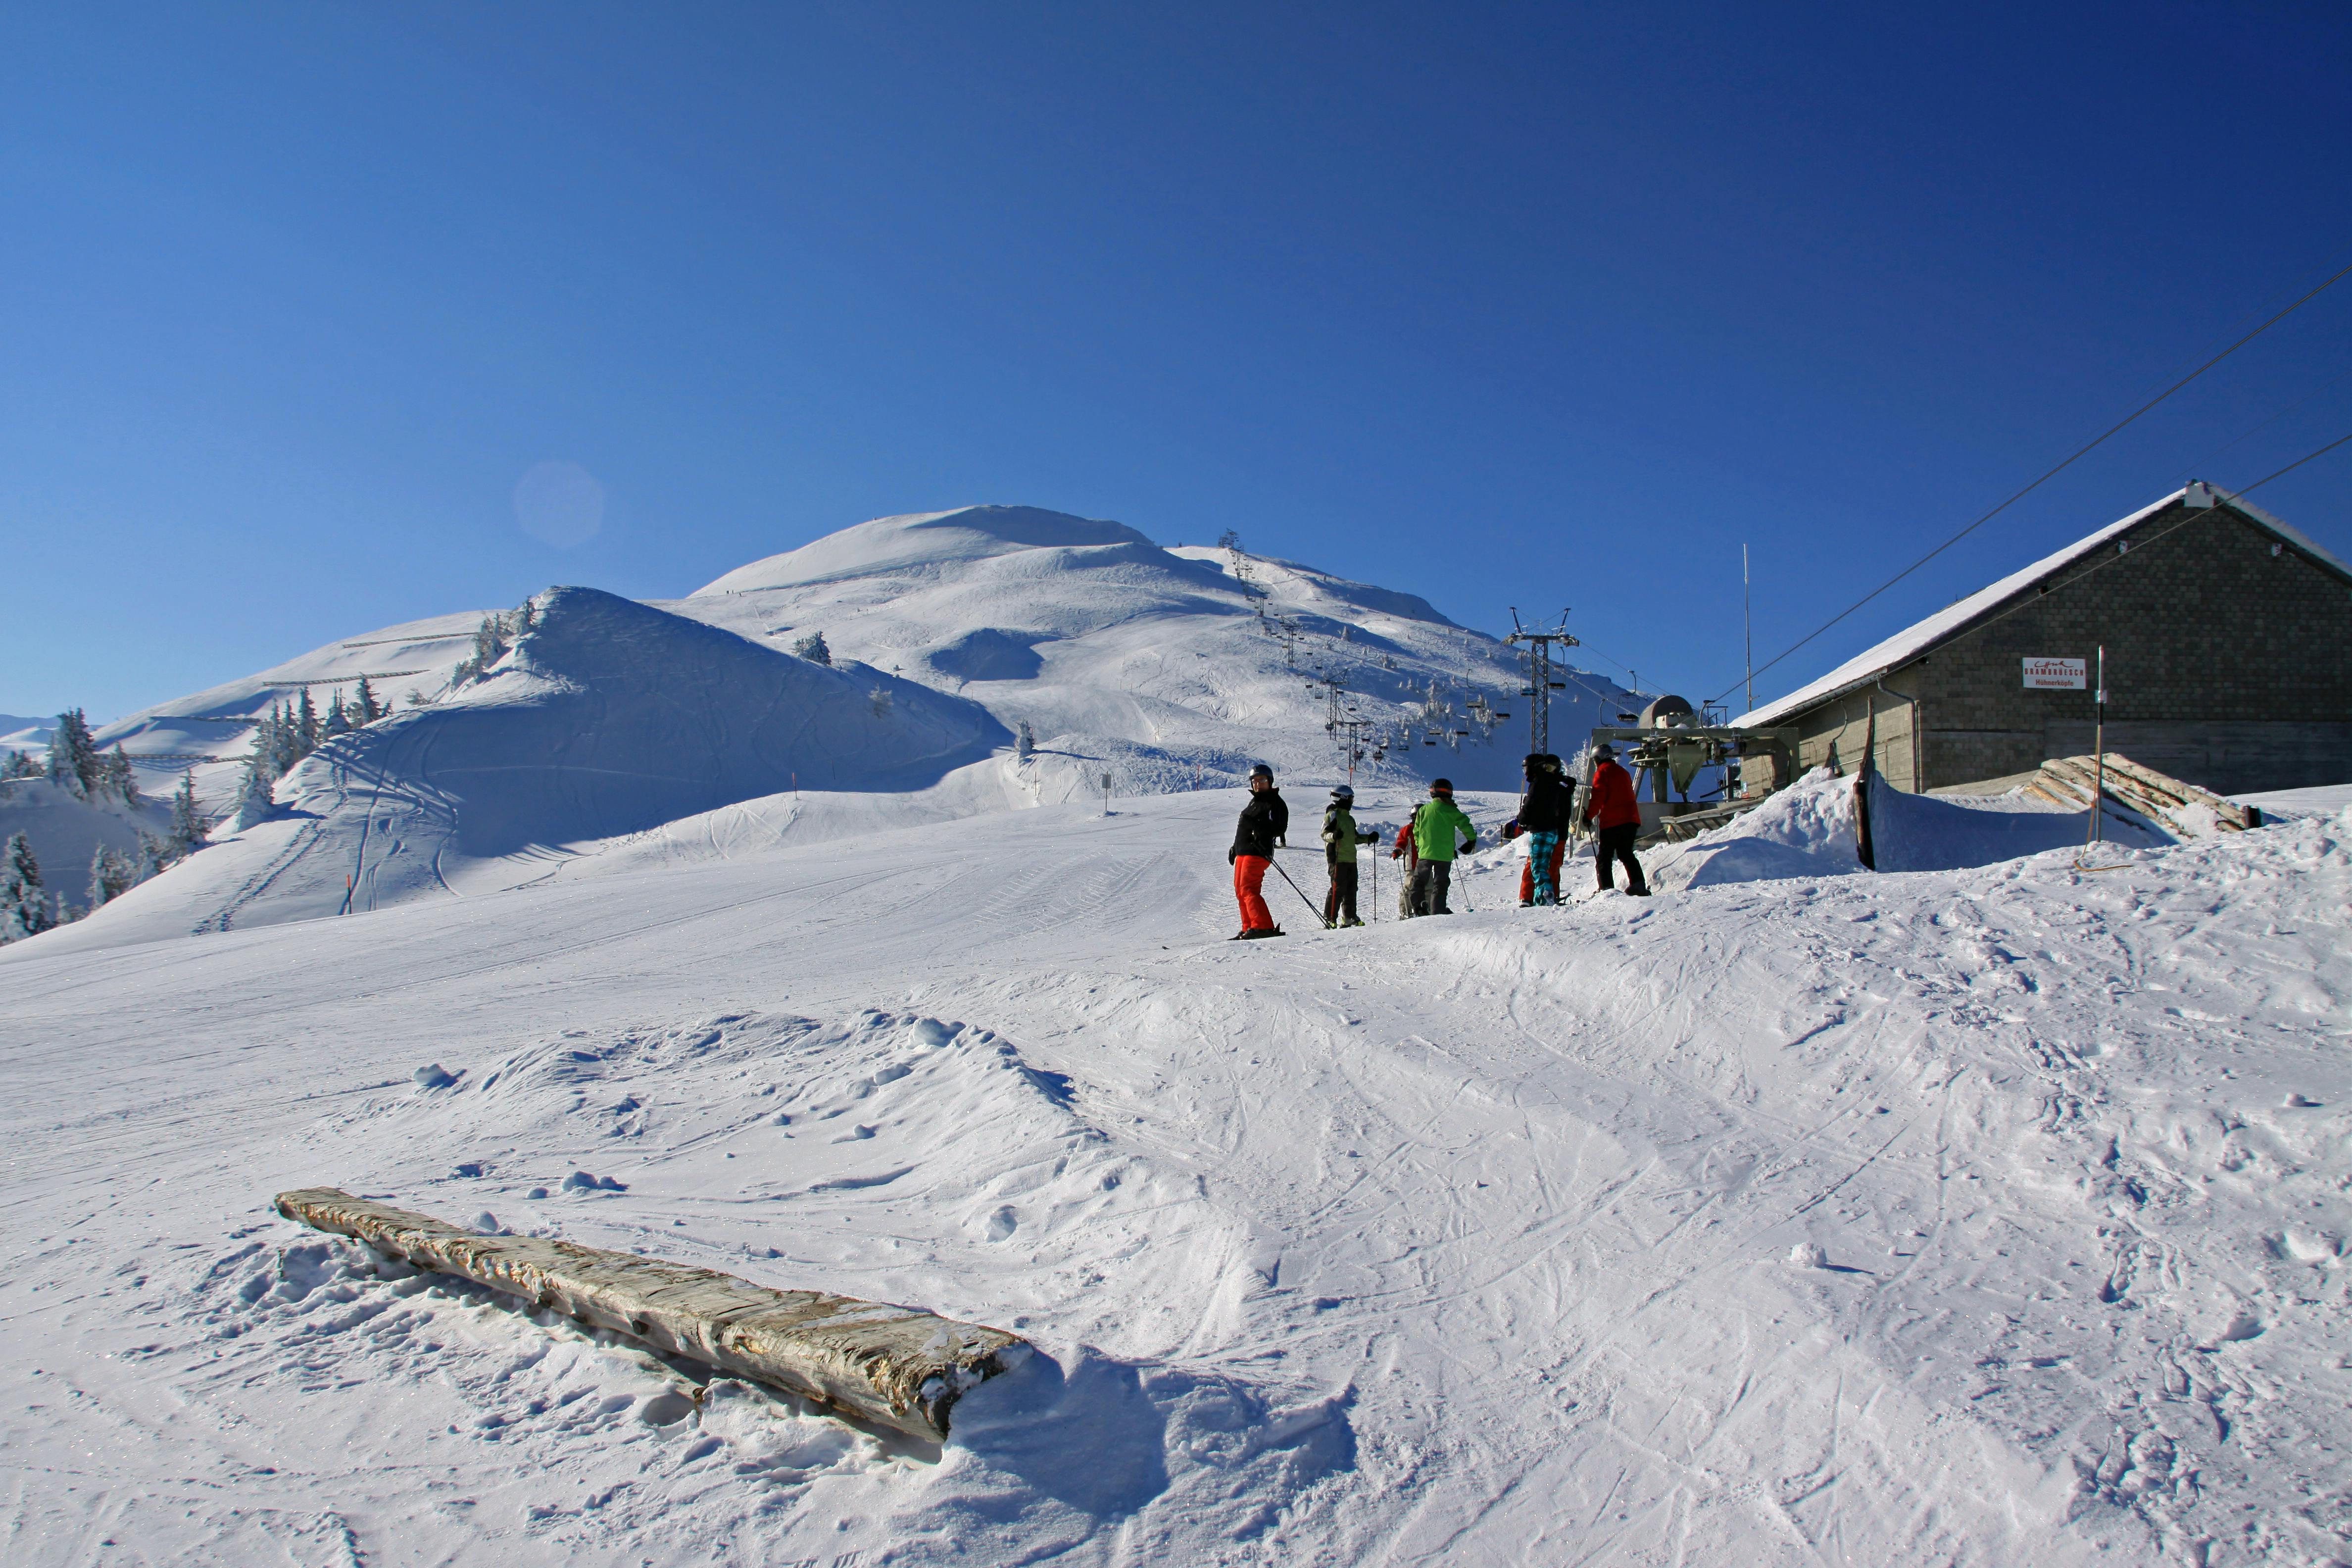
left=3, top=791, right=2350, bottom=1565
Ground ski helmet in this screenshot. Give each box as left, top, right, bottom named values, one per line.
left=1591, top=743, right=1616, bottom=762
left=1329, top=784, right=1355, bottom=802
left=1249, top=763, right=1274, bottom=782
left=1523, top=752, right=1548, bottom=773
left=1430, top=778, right=1454, bottom=795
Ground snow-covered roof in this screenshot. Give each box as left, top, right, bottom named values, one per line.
left=1738, top=487, right=2352, bottom=727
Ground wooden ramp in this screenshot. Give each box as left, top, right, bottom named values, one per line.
left=276, top=1188, right=1028, bottom=1440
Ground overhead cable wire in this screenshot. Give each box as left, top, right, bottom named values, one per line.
left=1716, top=250, right=2352, bottom=707
left=1861, top=423, right=2352, bottom=652
left=2164, top=362, right=2352, bottom=484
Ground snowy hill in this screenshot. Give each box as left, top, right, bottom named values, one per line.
left=2, top=780, right=2346, bottom=1564
left=66, top=586, right=1006, bottom=943
left=678, top=504, right=1583, bottom=799
left=48, top=505, right=1631, bottom=946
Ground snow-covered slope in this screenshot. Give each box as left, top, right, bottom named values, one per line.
left=54, top=505, right=1631, bottom=945
left=67, top=587, right=1005, bottom=943
left=676, top=504, right=1609, bottom=799
left=0, top=778, right=172, bottom=915
left=3, top=785, right=2346, bottom=1565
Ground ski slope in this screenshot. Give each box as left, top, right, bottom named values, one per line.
left=56, top=506, right=1634, bottom=945
left=3, top=786, right=2347, bottom=1566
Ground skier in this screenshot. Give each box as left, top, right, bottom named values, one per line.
left=1389, top=790, right=1421, bottom=918
left=1321, top=785, right=1379, bottom=928
left=1583, top=743, right=1650, bottom=896
left=1227, top=763, right=1289, bottom=938
left=1406, top=778, right=1477, bottom=916
left=1503, top=753, right=1572, bottom=905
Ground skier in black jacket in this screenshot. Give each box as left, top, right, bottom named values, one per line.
left=1503, top=753, right=1572, bottom=905
left=1227, top=763, right=1288, bottom=938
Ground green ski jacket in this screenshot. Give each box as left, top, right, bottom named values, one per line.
left=1322, top=805, right=1376, bottom=863
left=1411, top=797, right=1477, bottom=861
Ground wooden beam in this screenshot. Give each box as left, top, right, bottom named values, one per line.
left=275, top=1188, right=1028, bottom=1441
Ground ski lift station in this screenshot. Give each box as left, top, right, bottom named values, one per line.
left=1728, top=484, right=2352, bottom=798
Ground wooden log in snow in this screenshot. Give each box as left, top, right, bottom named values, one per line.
left=274, top=1187, right=1028, bottom=1440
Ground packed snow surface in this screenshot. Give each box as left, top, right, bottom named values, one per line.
left=5, top=785, right=2350, bottom=1565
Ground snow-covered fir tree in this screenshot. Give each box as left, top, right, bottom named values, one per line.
left=3, top=750, right=38, bottom=780
left=1015, top=720, right=1035, bottom=759
left=0, top=832, right=51, bottom=943
left=869, top=686, right=893, bottom=720
left=97, top=744, right=138, bottom=806
left=233, top=748, right=278, bottom=830
left=323, top=690, right=352, bottom=738
left=792, top=632, right=832, bottom=666
left=168, top=771, right=209, bottom=855
left=352, top=677, right=384, bottom=723
left=44, top=709, right=99, bottom=799
left=297, top=688, right=320, bottom=750
left=88, top=846, right=136, bottom=910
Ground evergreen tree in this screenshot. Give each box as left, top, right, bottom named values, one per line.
left=297, top=688, right=320, bottom=749
left=45, top=709, right=98, bottom=798
left=869, top=686, right=893, bottom=720
left=452, top=613, right=514, bottom=685
left=268, top=701, right=306, bottom=777
left=0, top=832, right=50, bottom=942
left=514, top=594, right=538, bottom=634
left=1016, top=721, right=1035, bottom=759
left=98, top=744, right=138, bottom=805
left=792, top=632, right=833, bottom=667
left=323, top=689, right=351, bottom=737
left=2, top=751, right=36, bottom=780
left=168, top=771, right=209, bottom=854
left=136, top=831, right=169, bottom=881
left=353, top=677, right=384, bottom=724
left=89, top=845, right=136, bottom=910
left=233, top=753, right=277, bottom=831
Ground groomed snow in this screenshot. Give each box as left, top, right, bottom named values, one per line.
left=4, top=787, right=2348, bottom=1565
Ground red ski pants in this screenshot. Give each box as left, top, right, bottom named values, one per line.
left=1233, top=854, right=1274, bottom=931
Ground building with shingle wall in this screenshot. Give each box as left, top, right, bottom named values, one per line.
left=1738, top=487, right=2352, bottom=795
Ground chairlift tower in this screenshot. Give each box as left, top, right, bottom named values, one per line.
left=1505, top=607, right=1578, bottom=755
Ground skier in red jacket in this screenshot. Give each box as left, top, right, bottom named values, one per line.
left=1582, top=744, right=1649, bottom=896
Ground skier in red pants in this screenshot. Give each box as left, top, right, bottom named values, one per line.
left=1227, top=763, right=1289, bottom=938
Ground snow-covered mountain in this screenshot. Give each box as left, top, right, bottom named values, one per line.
left=55, top=505, right=1631, bottom=945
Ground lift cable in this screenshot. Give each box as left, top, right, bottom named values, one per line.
left=1715, top=251, right=2352, bottom=707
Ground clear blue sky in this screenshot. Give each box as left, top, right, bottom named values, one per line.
left=5, top=2, right=2349, bottom=722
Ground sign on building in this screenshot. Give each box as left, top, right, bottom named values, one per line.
left=2023, top=657, right=2087, bottom=690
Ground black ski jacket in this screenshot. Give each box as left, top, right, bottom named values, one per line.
left=1230, top=789, right=1289, bottom=861
left=1517, top=775, right=1572, bottom=835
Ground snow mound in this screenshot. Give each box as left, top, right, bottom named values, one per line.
left=1647, top=766, right=2181, bottom=892
left=1645, top=768, right=1865, bottom=891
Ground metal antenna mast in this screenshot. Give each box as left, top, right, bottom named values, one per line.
left=1505, top=607, right=1578, bottom=754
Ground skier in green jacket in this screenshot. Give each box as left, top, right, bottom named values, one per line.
left=1407, top=778, right=1477, bottom=916
left=1321, top=785, right=1379, bottom=927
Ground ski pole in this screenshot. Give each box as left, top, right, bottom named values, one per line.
left=1270, top=854, right=1334, bottom=929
